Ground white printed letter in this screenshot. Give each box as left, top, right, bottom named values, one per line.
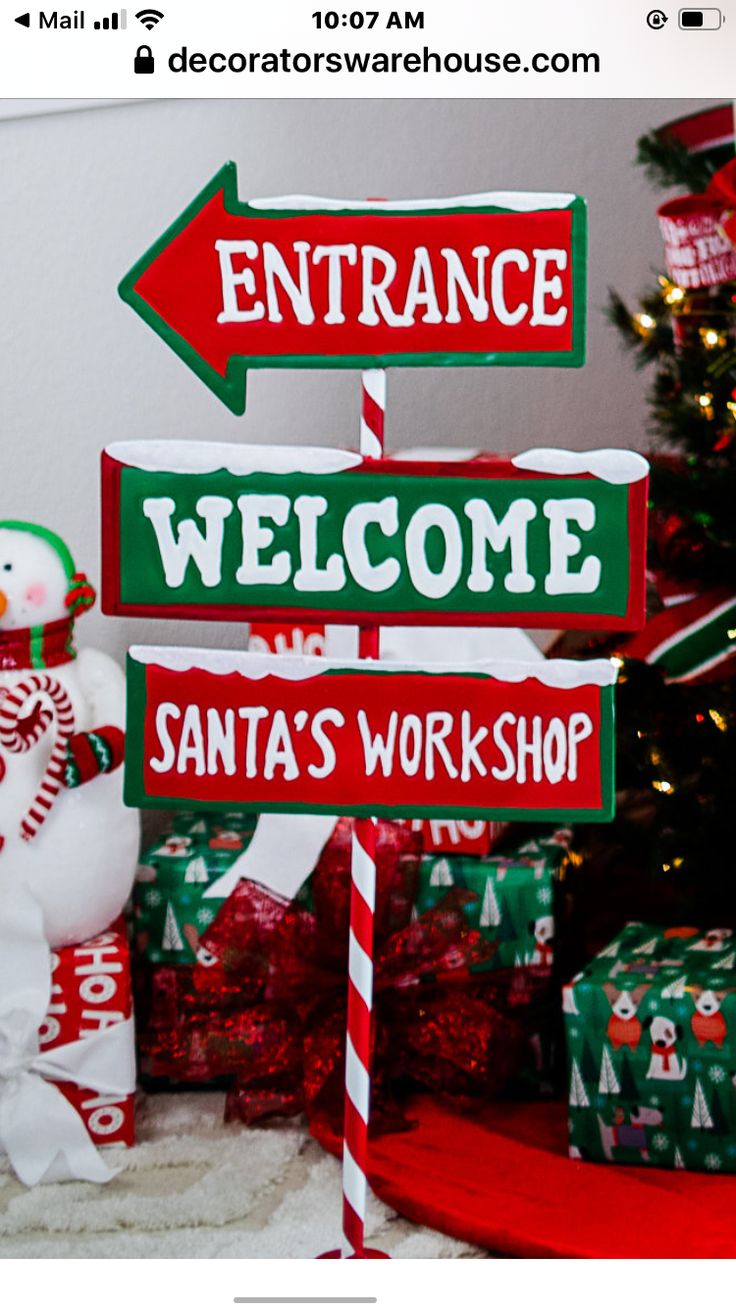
left=238, top=706, right=269, bottom=778
left=465, top=498, right=537, bottom=594
left=206, top=708, right=236, bottom=777
left=263, top=241, right=315, bottom=325
left=491, top=712, right=516, bottom=781
left=309, top=708, right=345, bottom=779
left=358, top=245, right=405, bottom=327
left=312, top=244, right=358, bottom=324
left=531, top=248, right=568, bottom=327
left=150, top=702, right=180, bottom=773
left=442, top=246, right=490, bottom=323
left=544, top=499, right=601, bottom=595
left=568, top=713, right=593, bottom=781
left=401, top=246, right=443, bottom=325
left=357, top=710, right=398, bottom=777
left=143, top=496, right=233, bottom=590
left=236, top=494, right=292, bottom=587
left=293, top=496, right=346, bottom=592
left=405, top=504, right=463, bottom=600
left=216, top=240, right=265, bottom=323
left=491, top=249, right=530, bottom=326
left=177, top=705, right=206, bottom=776
left=263, top=710, right=299, bottom=781
left=343, top=498, right=400, bottom=593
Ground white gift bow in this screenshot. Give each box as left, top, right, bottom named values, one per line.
left=204, top=812, right=338, bottom=902
left=0, top=886, right=136, bottom=1186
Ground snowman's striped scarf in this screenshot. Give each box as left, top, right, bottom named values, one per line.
left=0, top=617, right=76, bottom=671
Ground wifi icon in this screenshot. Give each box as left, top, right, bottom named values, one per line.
left=136, top=7, right=164, bottom=28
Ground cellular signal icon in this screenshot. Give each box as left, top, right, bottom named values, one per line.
left=94, top=8, right=127, bottom=28
left=136, top=7, right=164, bottom=28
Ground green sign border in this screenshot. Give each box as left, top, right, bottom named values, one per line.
left=124, top=655, right=615, bottom=824
left=102, top=451, right=647, bottom=631
left=119, top=163, right=588, bottom=416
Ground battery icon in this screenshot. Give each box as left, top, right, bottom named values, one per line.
left=679, top=7, right=723, bottom=26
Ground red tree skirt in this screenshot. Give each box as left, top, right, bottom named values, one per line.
left=314, top=1098, right=736, bottom=1258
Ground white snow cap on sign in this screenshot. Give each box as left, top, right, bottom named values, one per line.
left=106, top=441, right=362, bottom=477
left=249, top=191, right=576, bottom=213
left=129, top=645, right=619, bottom=689
left=512, top=448, right=649, bottom=485
left=393, top=448, right=482, bottom=463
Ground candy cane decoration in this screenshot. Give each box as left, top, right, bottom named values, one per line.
left=360, top=369, right=386, bottom=460
left=339, top=371, right=386, bottom=1259
left=0, top=674, right=75, bottom=842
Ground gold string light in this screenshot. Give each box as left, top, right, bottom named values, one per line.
left=634, top=312, right=656, bottom=337
left=659, top=276, right=686, bottom=307
left=697, top=391, right=715, bottom=420
left=700, top=327, right=727, bottom=350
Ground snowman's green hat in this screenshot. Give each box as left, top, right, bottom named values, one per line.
left=0, top=520, right=95, bottom=615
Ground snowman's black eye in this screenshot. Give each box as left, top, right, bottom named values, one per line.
left=2, top=564, right=11, bottom=572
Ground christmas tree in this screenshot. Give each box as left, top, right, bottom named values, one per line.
left=560, top=106, right=736, bottom=938
left=184, top=855, right=210, bottom=884
left=691, top=1078, right=714, bottom=1130
left=161, top=901, right=184, bottom=953
left=598, top=1045, right=621, bottom=1096
left=479, top=877, right=502, bottom=928
left=569, top=1058, right=590, bottom=1108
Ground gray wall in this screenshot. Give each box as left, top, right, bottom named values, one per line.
left=0, top=98, right=711, bottom=662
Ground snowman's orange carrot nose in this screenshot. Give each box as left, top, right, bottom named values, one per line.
left=0, top=592, right=7, bottom=617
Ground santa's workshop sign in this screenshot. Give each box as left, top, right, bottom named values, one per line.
left=102, top=443, right=647, bottom=630
left=124, top=647, right=616, bottom=823
left=118, top=164, right=587, bottom=414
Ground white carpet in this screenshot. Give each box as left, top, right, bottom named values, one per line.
left=0, top=1092, right=482, bottom=1258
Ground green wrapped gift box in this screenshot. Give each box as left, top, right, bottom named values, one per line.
left=565, top=921, right=736, bottom=1173
left=416, top=830, right=569, bottom=973
left=134, top=812, right=258, bottom=965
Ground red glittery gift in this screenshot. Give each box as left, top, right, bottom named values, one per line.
left=136, top=819, right=551, bottom=1132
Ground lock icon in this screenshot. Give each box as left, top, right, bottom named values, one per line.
left=134, top=44, right=155, bottom=74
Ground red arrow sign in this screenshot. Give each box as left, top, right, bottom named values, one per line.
left=119, top=164, right=587, bottom=414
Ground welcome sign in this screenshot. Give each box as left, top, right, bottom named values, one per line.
left=119, top=164, right=587, bottom=414
left=101, top=443, right=648, bottom=630
left=125, top=648, right=616, bottom=823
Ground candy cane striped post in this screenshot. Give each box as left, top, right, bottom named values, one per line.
left=338, top=372, right=387, bottom=1258
left=318, top=371, right=388, bottom=1260
left=360, top=369, right=386, bottom=460
left=0, top=674, right=75, bottom=842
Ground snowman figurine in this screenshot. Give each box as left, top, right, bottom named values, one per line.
left=0, top=521, right=139, bottom=947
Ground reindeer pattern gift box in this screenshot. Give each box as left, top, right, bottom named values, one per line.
left=565, top=922, right=736, bottom=1172
left=416, top=829, right=569, bottom=972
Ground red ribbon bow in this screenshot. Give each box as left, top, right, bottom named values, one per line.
left=138, top=820, right=552, bottom=1136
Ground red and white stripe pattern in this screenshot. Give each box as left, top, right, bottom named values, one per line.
left=0, top=674, right=75, bottom=842
left=342, top=812, right=378, bottom=1256
left=623, top=586, right=736, bottom=683
left=360, top=369, right=386, bottom=460
left=336, top=370, right=387, bottom=1258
